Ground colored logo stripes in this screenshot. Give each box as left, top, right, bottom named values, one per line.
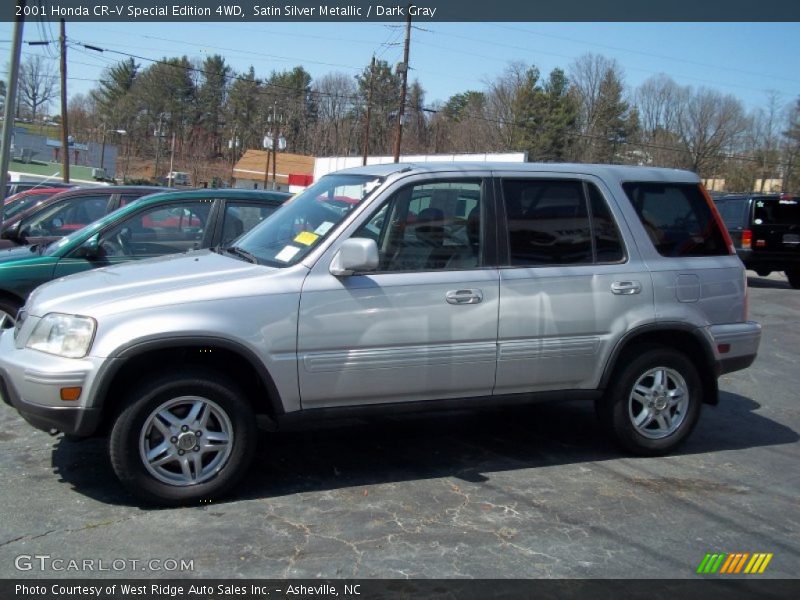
left=696, top=552, right=773, bottom=574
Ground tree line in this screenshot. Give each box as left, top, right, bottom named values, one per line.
left=10, top=50, right=800, bottom=192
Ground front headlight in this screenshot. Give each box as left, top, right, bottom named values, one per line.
left=26, top=313, right=96, bottom=358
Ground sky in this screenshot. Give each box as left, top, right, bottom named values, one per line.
left=2, top=21, right=800, bottom=115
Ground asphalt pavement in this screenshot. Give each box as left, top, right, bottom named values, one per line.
left=0, top=272, right=798, bottom=579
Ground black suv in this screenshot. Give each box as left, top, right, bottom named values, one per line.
left=714, top=193, right=800, bottom=288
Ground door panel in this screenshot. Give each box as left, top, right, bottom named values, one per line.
left=297, top=176, right=499, bottom=409
left=496, top=175, right=654, bottom=394
left=298, top=269, right=500, bottom=408
left=496, top=264, right=653, bottom=393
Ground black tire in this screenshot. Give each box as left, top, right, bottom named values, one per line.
left=597, top=346, right=702, bottom=456
left=0, top=296, right=22, bottom=329
left=109, top=369, right=257, bottom=506
left=786, top=268, right=800, bottom=289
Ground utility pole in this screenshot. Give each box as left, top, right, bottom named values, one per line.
left=153, top=114, right=164, bottom=182
left=59, top=18, right=70, bottom=182
left=362, top=55, right=375, bottom=166
left=392, top=10, right=412, bottom=163
left=271, top=102, right=279, bottom=190
left=167, top=131, right=176, bottom=187
left=263, top=101, right=277, bottom=189
left=0, top=0, right=25, bottom=226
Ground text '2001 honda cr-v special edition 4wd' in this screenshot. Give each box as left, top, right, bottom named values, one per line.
left=0, top=163, right=761, bottom=505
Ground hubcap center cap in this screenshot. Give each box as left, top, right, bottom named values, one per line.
left=654, top=396, right=668, bottom=411
left=177, top=432, right=197, bottom=451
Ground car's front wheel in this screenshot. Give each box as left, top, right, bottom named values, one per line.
left=109, top=370, right=257, bottom=505
left=598, top=346, right=702, bottom=456
left=0, top=297, right=21, bottom=329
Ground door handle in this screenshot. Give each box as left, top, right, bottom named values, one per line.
left=611, top=281, right=642, bottom=295
left=446, top=289, right=483, bottom=305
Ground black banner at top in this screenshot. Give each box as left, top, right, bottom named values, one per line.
left=2, top=0, right=800, bottom=22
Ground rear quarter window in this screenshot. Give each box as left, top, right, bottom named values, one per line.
left=715, top=198, right=748, bottom=229
left=622, top=182, right=729, bottom=257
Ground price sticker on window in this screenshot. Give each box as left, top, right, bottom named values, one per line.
left=275, top=245, right=301, bottom=262
left=294, top=231, right=320, bottom=246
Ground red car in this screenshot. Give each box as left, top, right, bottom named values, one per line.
left=2, top=187, right=73, bottom=221
left=0, top=185, right=169, bottom=249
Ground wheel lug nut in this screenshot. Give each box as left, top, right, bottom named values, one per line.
left=181, top=425, right=189, bottom=432
left=170, top=436, right=178, bottom=443
left=193, top=446, right=200, bottom=452
left=178, top=449, right=185, bottom=456
left=196, top=431, right=202, bottom=437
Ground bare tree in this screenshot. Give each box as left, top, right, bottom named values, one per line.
left=676, top=87, right=747, bottom=176
left=18, top=55, right=57, bottom=122
left=568, top=54, right=636, bottom=163
left=634, top=74, right=687, bottom=167
left=751, top=91, right=783, bottom=191
left=781, top=97, right=800, bottom=193
left=312, top=72, right=357, bottom=156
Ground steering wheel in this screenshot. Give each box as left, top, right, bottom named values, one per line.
left=99, top=239, right=124, bottom=257
left=99, top=230, right=132, bottom=257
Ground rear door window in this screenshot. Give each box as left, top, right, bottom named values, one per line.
left=622, top=182, right=729, bottom=257
left=501, top=179, right=623, bottom=266
left=220, top=202, right=281, bottom=246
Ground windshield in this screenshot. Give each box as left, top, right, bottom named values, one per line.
left=232, top=173, right=384, bottom=266
left=4, top=192, right=53, bottom=219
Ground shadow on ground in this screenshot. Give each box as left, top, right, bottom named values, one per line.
left=747, top=274, right=792, bottom=289
left=48, top=390, right=798, bottom=507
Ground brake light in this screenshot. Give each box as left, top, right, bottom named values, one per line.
left=742, top=229, right=752, bottom=250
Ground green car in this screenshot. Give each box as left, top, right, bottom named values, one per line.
left=0, top=188, right=290, bottom=324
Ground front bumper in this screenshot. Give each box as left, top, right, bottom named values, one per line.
left=707, top=321, right=762, bottom=375
left=0, top=330, right=105, bottom=437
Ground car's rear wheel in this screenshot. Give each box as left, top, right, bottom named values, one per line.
left=598, top=346, right=702, bottom=456
left=109, top=369, right=257, bottom=505
left=786, top=268, right=800, bottom=289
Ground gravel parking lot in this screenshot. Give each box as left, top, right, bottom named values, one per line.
left=0, top=272, right=798, bottom=580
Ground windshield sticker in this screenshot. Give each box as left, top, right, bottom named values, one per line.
left=275, top=245, right=301, bottom=262
left=756, top=201, right=765, bottom=208
left=294, top=231, right=320, bottom=246
left=314, top=221, right=334, bottom=236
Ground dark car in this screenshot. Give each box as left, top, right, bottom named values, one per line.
left=0, top=188, right=291, bottom=324
left=3, top=187, right=77, bottom=222
left=714, top=193, right=800, bottom=288
left=4, top=180, right=76, bottom=199
left=0, top=185, right=168, bottom=249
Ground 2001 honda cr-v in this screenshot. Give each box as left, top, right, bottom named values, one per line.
left=0, top=163, right=761, bottom=505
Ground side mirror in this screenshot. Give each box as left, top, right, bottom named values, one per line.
left=1, top=221, right=21, bottom=242
left=74, top=235, right=101, bottom=259
left=330, top=238, right=379, bottom=276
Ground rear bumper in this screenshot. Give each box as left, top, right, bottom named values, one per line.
left=707, top=321, right=761, bottom=375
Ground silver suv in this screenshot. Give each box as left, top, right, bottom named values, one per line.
left=0, top=163, right=761, bottom=504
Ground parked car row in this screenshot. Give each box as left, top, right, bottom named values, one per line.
left=0, top=162, right=761, bottom=505
left=0, top=188, right=291, bottom=324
